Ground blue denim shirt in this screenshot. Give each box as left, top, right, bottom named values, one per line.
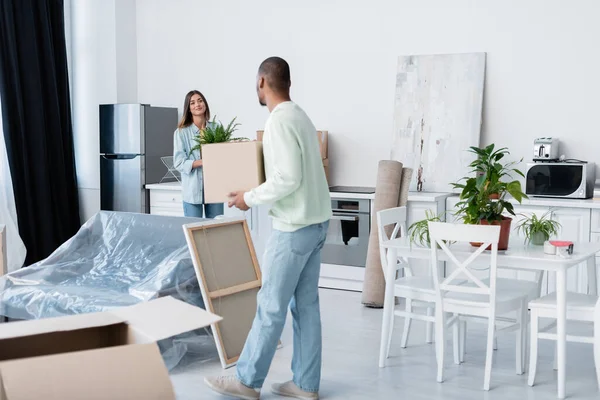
left=173, top=122, right=215, bottom=204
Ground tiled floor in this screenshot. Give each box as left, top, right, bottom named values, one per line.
left=171, top=289, right=599, bottom=399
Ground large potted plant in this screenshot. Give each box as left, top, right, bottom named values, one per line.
left=451, top=144, right=528, bottom=250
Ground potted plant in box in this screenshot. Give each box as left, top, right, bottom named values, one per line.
left=190, top=116, right=248, bottom=151
left=451, top=144, right=528, bottom=250
left=515, top=211, right=561, bottom=245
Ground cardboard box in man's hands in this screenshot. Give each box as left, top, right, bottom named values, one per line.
left=201, top=141, right=266, bottom=204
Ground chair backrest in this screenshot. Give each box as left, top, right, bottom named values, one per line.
left=377, top=207, right=407, bottom=274
left=428, top=221, right=501, bottom=305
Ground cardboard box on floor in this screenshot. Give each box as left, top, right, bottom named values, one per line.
left=201, top=141, right=266, bottom=204
left=256, top=130, right=328, bottom=160
left=0, top=296, right=221, bottom=400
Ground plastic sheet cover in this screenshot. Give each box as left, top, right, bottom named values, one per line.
left=0, top=211, right=218, bottom=370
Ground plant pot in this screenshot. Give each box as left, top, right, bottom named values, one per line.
left=470, top=217, right=512, bottom=250
left=530, top=231, right=549, bottom=246
left=489, top=193, right=500, bottom=200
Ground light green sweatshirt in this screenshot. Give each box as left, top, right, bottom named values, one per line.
left=244, top=101, right=332, bottom=232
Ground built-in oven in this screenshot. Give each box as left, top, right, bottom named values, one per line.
left=321, top=198, right=370, bottom=267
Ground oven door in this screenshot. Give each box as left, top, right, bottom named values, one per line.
left=322, top=200, right=370, bottom=267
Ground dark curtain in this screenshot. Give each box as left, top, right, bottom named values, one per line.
left=0, top=0, right=80, bottom=265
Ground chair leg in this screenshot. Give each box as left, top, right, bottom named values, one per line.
left=400, top=299, right=412, bottom=348
left=528, top=311, right=539, bottom=387
left=453, top=315, right=460, bottom=365
left=385, top=306, right=395, bottom=359
left=493, top=334, right=498, bottom=351
left=483, top=317, right=496, bottom=391
left=460, top=320, right=467, bottom=363
left=426, top=307, right=434, bottom=344
left=435, top=308, right=446, bottom=383
left=516, top=301, right=526, bottom=375
left=553, top=343, right=558, bottom=371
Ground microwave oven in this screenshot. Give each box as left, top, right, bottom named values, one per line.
left=525, top=162, right=596, bottom=199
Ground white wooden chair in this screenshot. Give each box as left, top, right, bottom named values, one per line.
left=528, top=292, right=600, bottom=391
left=377, top=207, right=438, bottom=366
left=428, top=221, right=533, bottom=390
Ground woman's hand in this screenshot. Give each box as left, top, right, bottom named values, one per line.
left=192, top=160, right=203, bottom=169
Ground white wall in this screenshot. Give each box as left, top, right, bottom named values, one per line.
left=135, top=0, right=600, bottom=187
left=69, top=0, right=138, bottom=222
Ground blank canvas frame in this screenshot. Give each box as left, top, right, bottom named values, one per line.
left=183, top=218, right=262, bottom=369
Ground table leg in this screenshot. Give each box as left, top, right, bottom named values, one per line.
left=587, top=256, right=597, bottom=296
left=556, top=268, right=567, bottom=399
left=379, top=248, right=397, bottom=368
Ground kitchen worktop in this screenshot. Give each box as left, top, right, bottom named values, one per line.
left=445, top=193, right=600, bottom=210
left=147, top=182, right=453, bottom=203
left=146, top=182, right=182, bottom=191
left=146, top=182, right=600, bottom=209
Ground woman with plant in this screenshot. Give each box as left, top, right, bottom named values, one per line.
left=173, top=90, right=224, bottom=218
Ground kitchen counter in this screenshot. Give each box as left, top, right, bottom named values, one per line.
left=445, top=193, right=600, bottom=210
left=147, top=182, right=455, bottom=203
left=146, top=182, right=181, bottom=191
left=330, top=189, right=454, bottom=203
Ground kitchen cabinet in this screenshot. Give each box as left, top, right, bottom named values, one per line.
left=446, top=195, right=600, bottom=295
left=549, top=208, right=591, bottom=293
left=145, top=182, right=260, bottom=251
left=319, top=191, right=452, bottom=291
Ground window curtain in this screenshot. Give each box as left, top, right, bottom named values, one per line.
left=0, top=97, right=26, bottom=271
left=0, top=0, right=80, bottom=265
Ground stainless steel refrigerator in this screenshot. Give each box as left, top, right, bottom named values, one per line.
left=100, top=103, right=178, bottom=213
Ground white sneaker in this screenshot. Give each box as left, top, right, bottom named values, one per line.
left=271, top=381, right=318, bottom=399
left=204, top=375, right=260, bottom=400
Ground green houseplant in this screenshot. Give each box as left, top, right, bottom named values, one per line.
left=515, top=211, right=561, bottom=245
left=451, top=144, right=528, bottom=250
left=407, top=210, right=443, bottom=247
left=190, top=116, right=248, bottom=152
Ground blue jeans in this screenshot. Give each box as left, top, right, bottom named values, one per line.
left=182, top=202, right=224, bottom=218
left=236, top=221, right=329, bottom=392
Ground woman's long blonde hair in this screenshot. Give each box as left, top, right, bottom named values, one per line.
left=177, top=90, right=211, bottom=129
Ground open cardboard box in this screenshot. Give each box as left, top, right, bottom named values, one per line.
left=0, top=296, right=221, bottom=400
left=256, top=130, right=328, bottom=160
left=256, top=130, right=330, bottom=184
left=201, top=141, right=266, bottom=204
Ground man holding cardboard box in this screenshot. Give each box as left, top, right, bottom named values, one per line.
left=204, top=57, right=332, bottom=399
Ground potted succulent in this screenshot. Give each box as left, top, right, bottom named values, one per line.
left=191, top=116, right=247, bottom=152
left=451, top=144, right=528, bottom=250
left=515, top=211, right=561, bottom=245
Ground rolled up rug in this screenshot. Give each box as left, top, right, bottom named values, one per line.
left=361, top=160, right=404, bottom=307
left=399, top=167, right=413, bottom=207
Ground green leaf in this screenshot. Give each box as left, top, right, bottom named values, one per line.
left=507, top=180, right=524, bottom=202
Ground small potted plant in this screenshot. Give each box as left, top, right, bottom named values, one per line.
left=515, top=211, right=561, bottom=245
left=408, top=210, right=443, bottom=247
left=191, top=116, right=248, bottom=152
left=451, top=144, right=528, bottom=250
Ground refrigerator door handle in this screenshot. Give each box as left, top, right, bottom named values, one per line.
left=101, top=154, right=139, bottom=160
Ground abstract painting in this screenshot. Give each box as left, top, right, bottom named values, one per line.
left=390, top=52, right=486, bottom=192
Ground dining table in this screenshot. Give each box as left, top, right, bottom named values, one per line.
left=379, top=237, right=600, bottom=399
